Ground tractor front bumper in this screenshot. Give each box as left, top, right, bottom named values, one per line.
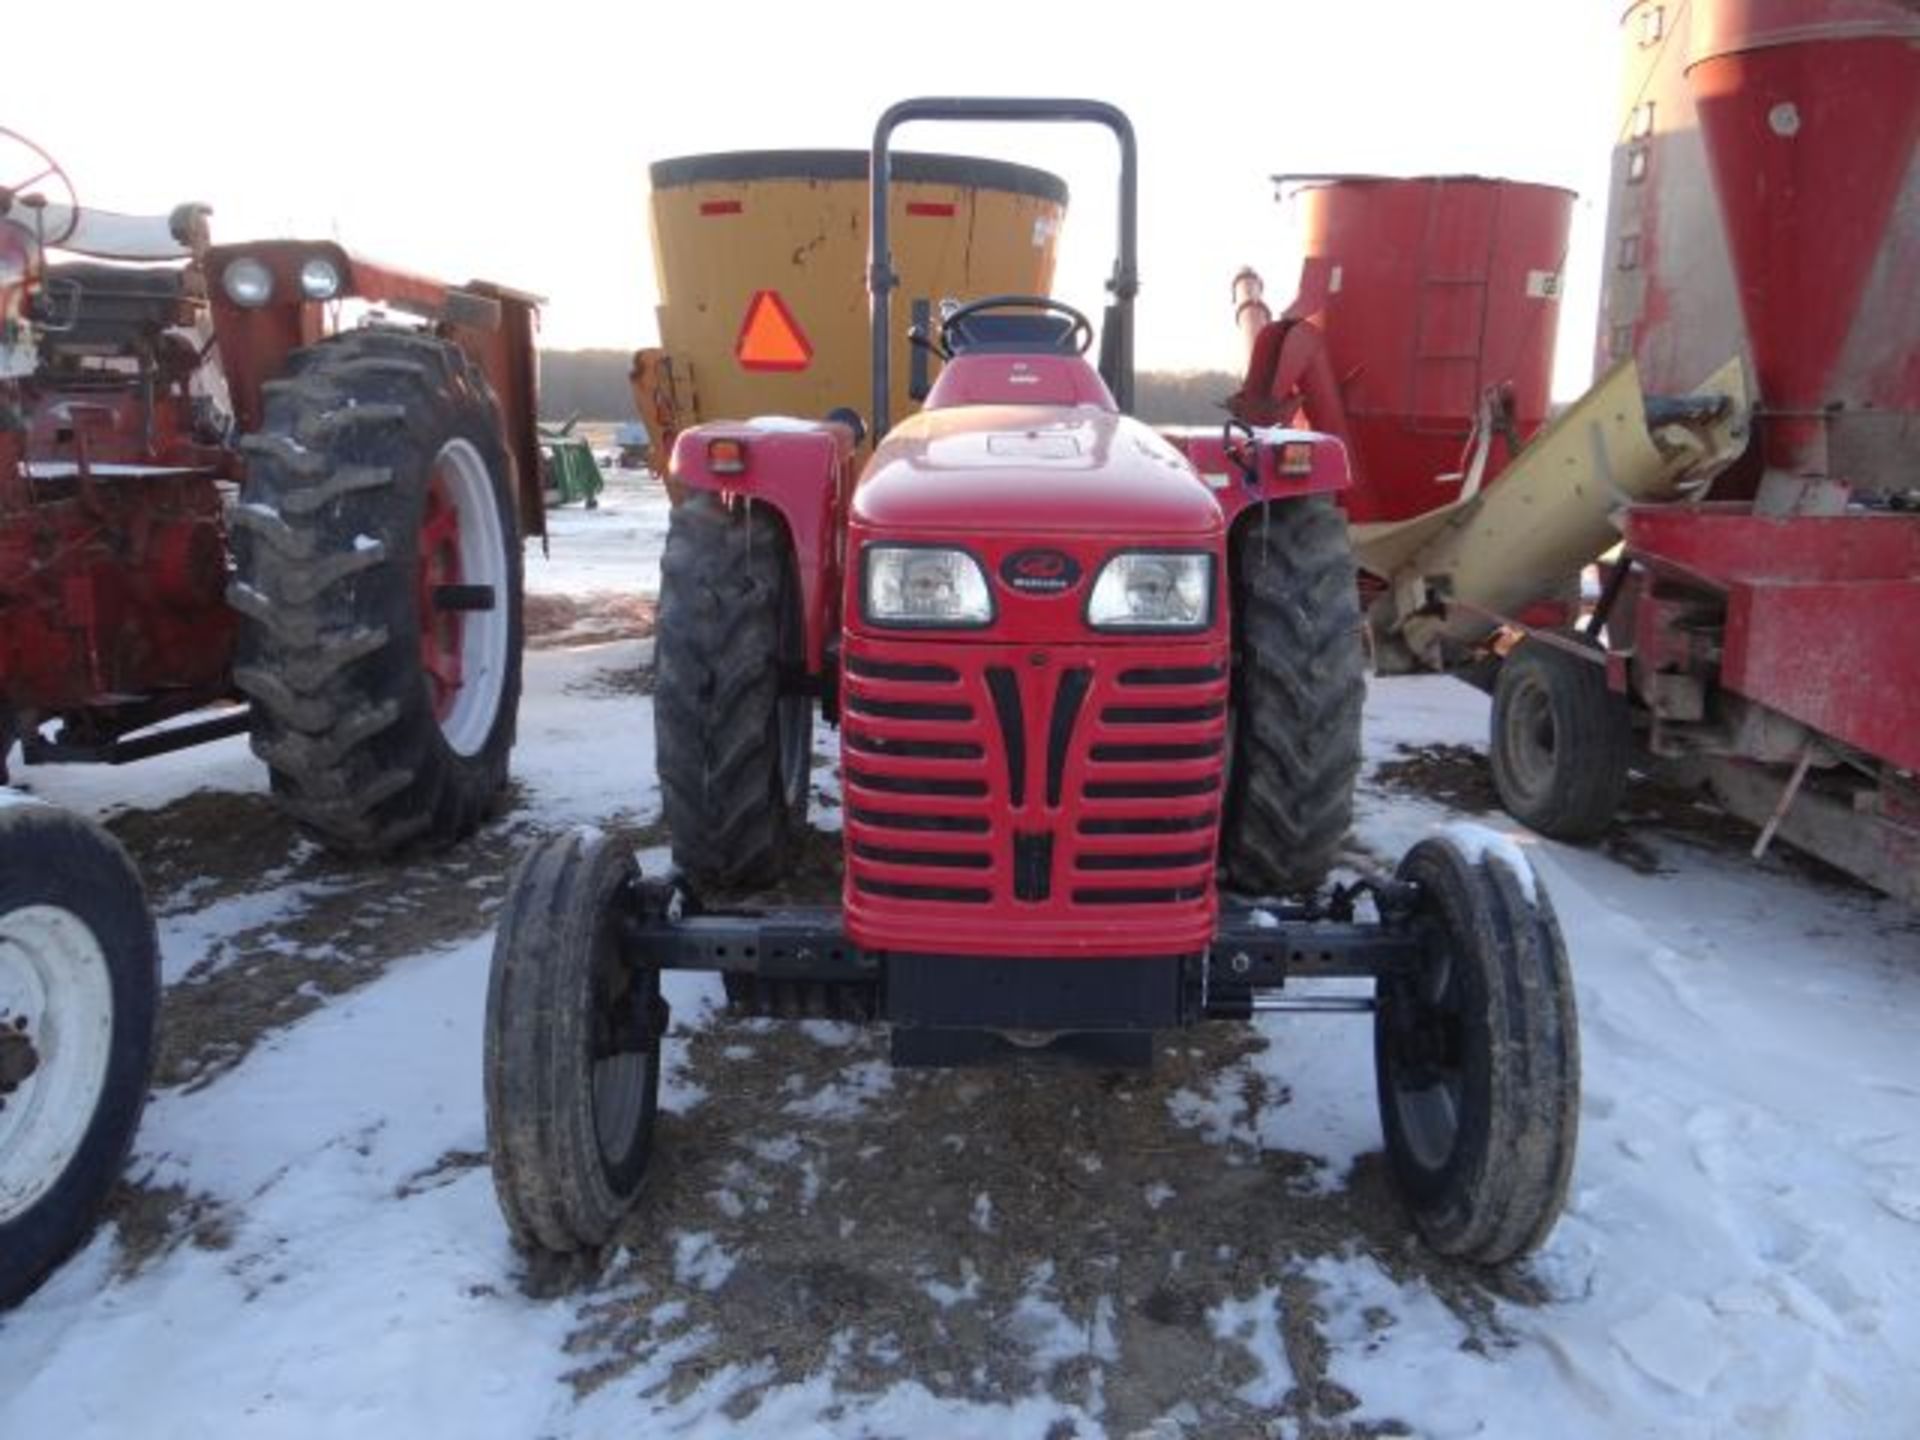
left=618, top=881, right=1426, bottom=1066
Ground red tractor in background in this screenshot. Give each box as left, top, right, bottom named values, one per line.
left=0, top=125, right=541, bottom=854
left=1, top=123, right=541, bottom=1309
left=485, top=99, right=1581, bottom=1271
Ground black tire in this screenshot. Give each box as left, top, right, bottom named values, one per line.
left=484, top=828, right=669, bottom=1256
left=654, top=493, right=810, bottom=889
left=0, top=802, right=159, bottom=1308
left=1489, top=638, right=1630, bottom=842
left=229, top=328, right=524, bottom=855
left=1375, top=836, right=1579, bottom=1265
left=1221, top=498, right=1366, bottom=894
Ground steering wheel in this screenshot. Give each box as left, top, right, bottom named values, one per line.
left=0, top=126, right=78, bottom=248
left=941, top=294, right=1095, bottom=356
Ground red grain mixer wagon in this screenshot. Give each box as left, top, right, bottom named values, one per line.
left=1231, top=0, right=1920, bottom=903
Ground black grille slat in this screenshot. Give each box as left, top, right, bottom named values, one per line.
left=1089, top=740, right=1223, bottom=763
left=1013, top=831, right=1054, bottom=902
left=851, top=808, right=990, bottom=834
left=846, top=768, right=988, bottom=798
left=845, top=730, right=984, bottom=761
left=1076, top=849, right=1214, bottom=872
left=1085, top=776, right=1221, bottom=799
left=852, top=841, right=991, bottom=870
left=855, top=877, right=991, bottom=904
left=847, top=695, right=973, bottom=722
left=1102, top=702, right=1226, bottom=725
left=1079, top=811, right=1218, bottom=836
left=984, top=667, right=1026, bottom=806
left=1046, top=668, right=1093, bottom=806
left=1116, top=665, right=1226, bottom=686
left=845, top=655, right=960, bottom=684
left=1072, top=885, right=1208, bottom=905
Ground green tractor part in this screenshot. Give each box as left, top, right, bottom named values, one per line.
left=539, top=419, right=604, bottom=509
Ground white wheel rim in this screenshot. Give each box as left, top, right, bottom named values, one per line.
left=0, top=904, right=116, bottom=1222
left=429, top=438, right=511, bottom=759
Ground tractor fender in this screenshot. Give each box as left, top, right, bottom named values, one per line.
left=668, top=419, right=857, bottom=675
left=1163, top=427, right=1353, bottom=541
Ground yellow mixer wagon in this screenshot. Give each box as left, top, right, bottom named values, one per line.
left=630, top=149, right=1067, bottom=475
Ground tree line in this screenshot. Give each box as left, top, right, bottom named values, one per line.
left=538, top=349, right=1241, bottom=428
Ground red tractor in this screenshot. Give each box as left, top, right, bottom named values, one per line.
left=485, top=100, right=1581, bottom=1267
left=0, top=126, right=541, bottom=852
left=0, top=125, right=540, bottom=1308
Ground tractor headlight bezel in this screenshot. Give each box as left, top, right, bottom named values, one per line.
left=862, top=544, right=995, bottom=629
left=1085, top=550, right=1215, bottom=632
left=221, top=256, right=275, bottom=308
left=298, top=255, right=343, bottom=300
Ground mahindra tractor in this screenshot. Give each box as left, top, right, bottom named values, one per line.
left=0, top=125, right=538, bottom=1307
left=485, top=100, right=1581, bottom=1268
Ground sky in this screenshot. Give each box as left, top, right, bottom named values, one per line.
left=9, top=0, right=1623, bottom=395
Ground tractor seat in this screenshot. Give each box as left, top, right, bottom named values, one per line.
left=31, top=261, right=191, bottom=349
left=942, top=311, right=1081, bottom=356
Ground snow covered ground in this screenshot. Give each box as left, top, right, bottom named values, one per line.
left=2, top=508, right=1917, bottom=1435
left=526, top=468, right=672, bottom=599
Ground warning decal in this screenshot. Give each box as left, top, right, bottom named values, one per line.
left=735, top=290, right=813, bottom=372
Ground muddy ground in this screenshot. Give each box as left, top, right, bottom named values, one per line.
left=89, top=655, right=1850, bottom=1437
left=1370, top=741, right=1862, bottom=888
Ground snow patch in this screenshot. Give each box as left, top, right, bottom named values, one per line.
left=672, top=1231, right=737, bottom=1292
left=971, top=1191, right=995, bottom=1235
left=1209, top=1287, right=1293, bottom=1408
left=1436, top=818, right=1541, bottom=902
left=782, top=1058, right=892, bottom=1121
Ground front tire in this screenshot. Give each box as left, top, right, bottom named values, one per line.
left=230, top=328, right=525, bottom=855
left=654, top=494, right=810, bottom=889
left=1375, top=836, right=1579, bottom=1265
left=1489, top=638, right=1630, bottom=842
left=1221, top=498, right=1366, bottom=895
left=484, top=829, right=669, bottom=1256
left=0, top=802, right=159, bottom=1308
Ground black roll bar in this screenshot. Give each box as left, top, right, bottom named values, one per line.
left=868, top=97, right=1139, bottom=435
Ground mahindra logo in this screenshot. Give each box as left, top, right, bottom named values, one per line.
left=1001, top=549, right=1082, bottom=595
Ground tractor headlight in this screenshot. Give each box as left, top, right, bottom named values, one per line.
left=221, top=256, right=274, bottom=307
left=1087, top=552, right=1214, bottom=630
left=298, top=256, right=342, bottom=300
left=863, top=546, right=993, bottom=628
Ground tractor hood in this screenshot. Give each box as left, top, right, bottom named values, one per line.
left=853, top=406, right=1223, bottom=539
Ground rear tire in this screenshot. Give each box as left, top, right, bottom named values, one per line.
left=0, top=801, right=159, bottom=1309
left=484, top=829, right=668, bottom=1256
left=1375, top=836, right=1579, bottom=1265
left=230, top=328, right=524, bottom=855
left=1489, top=638, right=1630, bottom=842
left=654, top=493, right=810, bottom=889
left=1222, top=498, right=1365, bottom=894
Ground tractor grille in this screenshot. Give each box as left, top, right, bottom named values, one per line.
left=841, top=637, right=1228, bottom=955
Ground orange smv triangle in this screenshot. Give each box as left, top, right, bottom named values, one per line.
left=735, top=289, right=813, bottom=372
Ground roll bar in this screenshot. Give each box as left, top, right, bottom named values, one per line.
left=868, top=97, right=1138, bottom=435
